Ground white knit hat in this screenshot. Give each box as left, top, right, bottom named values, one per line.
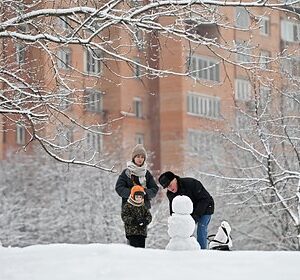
left=131, top=144, right=147, bottom=160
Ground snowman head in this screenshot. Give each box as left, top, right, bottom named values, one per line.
left=172, top=195, right=193, bottom=215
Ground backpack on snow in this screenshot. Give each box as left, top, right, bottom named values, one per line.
left=208, top=220, right=232, bottom=251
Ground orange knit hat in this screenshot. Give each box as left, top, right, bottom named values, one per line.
left=130, top=185, right=145, bottom=199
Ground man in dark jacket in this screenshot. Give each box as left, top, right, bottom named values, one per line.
left=158, top=171, right=214, bottom=249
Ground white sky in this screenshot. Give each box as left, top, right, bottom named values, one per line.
left=1, top=243, right=299, bottom=280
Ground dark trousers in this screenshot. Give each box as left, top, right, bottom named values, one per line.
left=127, top=235, right=146, bottom=248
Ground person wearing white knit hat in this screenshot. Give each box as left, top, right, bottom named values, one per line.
left=115, top=144, right=159, bottom=211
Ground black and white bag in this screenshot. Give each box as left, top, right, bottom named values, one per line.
left=208, top=221, right=232, bottom=251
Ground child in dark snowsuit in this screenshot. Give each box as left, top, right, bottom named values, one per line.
left=121, top=185, right=152, bottom=248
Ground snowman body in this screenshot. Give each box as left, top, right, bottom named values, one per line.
left=166, top=195, right=200, bottom=250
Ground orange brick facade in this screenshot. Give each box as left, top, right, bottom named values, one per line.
left=0, top=3, right=299, bottom=173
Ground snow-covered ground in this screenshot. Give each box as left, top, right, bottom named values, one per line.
left=1, top=243, right=299, bottom=280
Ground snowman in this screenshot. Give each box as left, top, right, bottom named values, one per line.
left=166, top=195, right=200, bottom=250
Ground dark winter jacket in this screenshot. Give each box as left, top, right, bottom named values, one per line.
left=115, top=169, right=159, bottom=209
left=121, top=202, right=152, bottom=237
left=167, top=176, right=214, bottom=220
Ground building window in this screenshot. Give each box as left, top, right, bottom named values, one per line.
left=134, top=58, right=143, bottom=78
left=235, top=41, right=252, bottom=63
left=57, top=126, right=73, bottom=147
left=57, top=88, right=71, bottom=110
left=283, top=92, right=300, bottom=112
left=57, top=48, right=71, bottom=69
left=260, top=16, right=270, bottom=36
left=86, top=131, right=103, bottom=153
left=16, top=124, right=26, bottom=145
left=260, top=86, right=271, bottom=108
left=135, top=133, right=144, bottom=145
left=129, top=0, right=143, bottom=6
left=235, top=79, right=251, bottom=101
left=187, top=129, right=219, bottom=154
left=281, top=57, right=300, bottom=77
left=188, top=56, right=220, bottom=82
left=13, top=83, right=28, bottom=101
left=84, top=48, right=102, bottom=74
left=17, top=24, right=28, bottom=33
left=281, top=20, right=300, bottom=42
left=57, top=16, right=70, bottom=30
left=134, top=28, right=145, bottom=50
left=235, top=7, right=250, bottom=28
left=235, top=112, right=249, bottom=130
left=133, top=97, right=143, bottom=118
left=259, top=50, right=271, bottom=70
left=56, top=126, right=74, bottom=159
left=16, top=44, right=26, bottom=64
left=85, top=89, right=103, bottom=112
left=56, top=16, right=72, bottom=37
left=187, top=93, right=220, bottom=119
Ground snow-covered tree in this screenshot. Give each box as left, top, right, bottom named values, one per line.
left=188, top=70, right=300, bottom=250
left=1, top=0, right=299, bottom=250
left=0, top=152, right=119, bottom=246
left=1, top=0, right=299, bottom=169
left=0, top=150, right=168, bottom=248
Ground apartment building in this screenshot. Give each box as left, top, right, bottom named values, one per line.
left=154, top=5, right=299, bottom=171
left=0, top=1, right=299, bottom=172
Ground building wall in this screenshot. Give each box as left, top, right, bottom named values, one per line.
left=0, top=3, right=299, bottom=175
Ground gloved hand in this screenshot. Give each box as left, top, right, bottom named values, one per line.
left=144, top=189, right=149, bottom=199
left=136, top=218, right=148, bottom=227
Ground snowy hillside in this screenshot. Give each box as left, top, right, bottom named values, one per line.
left=0, top=243, right=299, bottom=280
